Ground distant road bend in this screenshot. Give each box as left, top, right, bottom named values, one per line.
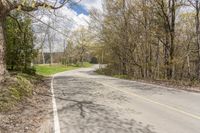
left=51, top=65, right=200, bottom=133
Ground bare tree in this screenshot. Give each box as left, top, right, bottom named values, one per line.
left=188, top=0, right=200, bottom=80
left=90, top=0, right=200, bottom=81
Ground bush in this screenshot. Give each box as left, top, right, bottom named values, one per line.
left=22, top=67, right=36, bottom=75
left=90, top=57, right=98, bottom=64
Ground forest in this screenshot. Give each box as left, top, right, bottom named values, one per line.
left=89, top=0, right=200, bottom=82
left=1, top=0, right=200, bottom=83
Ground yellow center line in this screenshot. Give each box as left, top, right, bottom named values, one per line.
left=97, top=81, right=200, bottom=121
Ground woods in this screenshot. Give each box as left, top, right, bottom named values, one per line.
left=0, top=0, right=70, bottom=82
left=90, top=0, right=200, bottom=81
left=1, top=0, right=200, bottom=83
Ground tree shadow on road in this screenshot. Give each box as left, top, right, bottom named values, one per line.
left=55, top=96, right=156, bottom=133
left=39, top=76, right=157, bottom=133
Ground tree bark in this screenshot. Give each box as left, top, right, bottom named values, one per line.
left=187, top=54, right=191, bottom=78
left=155, top=39, right=160, bottom=79
left=164, top=34, right=170, bottom=79
left=42, top=48, right=45, bottom=64
left=169, top=0, right=176, bottom=79
left=48, top=29, right=53, bottom=66
left=195, top=0, right=200, bottom=80
left=0, top=19, right=6, bottom=82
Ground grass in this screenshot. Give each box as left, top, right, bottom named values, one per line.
left=35, top=62, right=93, bottom=76
left=81, top=62, right=93, bottom=67
left=0, top=74, right=33, bottom=112
left=35, top=65, right=78, bottom=76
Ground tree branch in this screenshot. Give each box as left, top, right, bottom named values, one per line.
left=7, top=14, right=22, bottom=32
left=10, top=0, right=73, bottom=12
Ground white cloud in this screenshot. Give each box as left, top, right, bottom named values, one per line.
left=33, top=0, right=102, bottom=52
left=79, top=0, right=103, bottom=11
left=72, top=0, right=103, bottom=30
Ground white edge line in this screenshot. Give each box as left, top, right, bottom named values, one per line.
left=51, top=76, right=61, bottom=133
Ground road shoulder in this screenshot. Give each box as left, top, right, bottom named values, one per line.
left=0, top=76, right=53, bottom=133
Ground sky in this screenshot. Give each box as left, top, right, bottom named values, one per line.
left=34, top=0, right=103, bottom=52
left=48, top=0, right=103, bottom=30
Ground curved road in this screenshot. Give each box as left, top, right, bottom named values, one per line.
left=51, top=65, right=200, bottom=133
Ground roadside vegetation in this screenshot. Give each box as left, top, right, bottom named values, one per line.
left=90, top=0, right=200, bottom=87
left=0, top=0, right=94, bottom=132
left=96, top=67, right=200, bottom=92
left=1, top=1, right=200, bottom=114
left=0, top=3, right=94, bottom=113
left=0, top=73, right=40, bottom=112
left=0, top=11, right=38, bottom=112
left=0, top=72, right=52, bottom=133
left=35, top=62, right=93, bottom=76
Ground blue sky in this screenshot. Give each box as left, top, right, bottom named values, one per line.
left=69, top=2, right=89, bottom=15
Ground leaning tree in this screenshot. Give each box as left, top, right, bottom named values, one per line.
left=0, top=0, right=72, bottom=82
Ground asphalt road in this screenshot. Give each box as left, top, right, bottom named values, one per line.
left=52, top=65, right=200, bottom=133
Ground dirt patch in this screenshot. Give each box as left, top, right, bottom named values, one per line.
left=0, top=75, right=53, bottom=133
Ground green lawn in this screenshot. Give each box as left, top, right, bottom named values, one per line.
left=35, top=62, right=93, bottom=76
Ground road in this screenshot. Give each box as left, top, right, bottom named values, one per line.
left=51, top=65, right=200, bottom=133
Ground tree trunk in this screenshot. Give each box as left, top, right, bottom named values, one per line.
left=155, top=39, right=160, bottom=79
left=0, top=19, right=6, bottom=82
left=48, top=32, right=53, bottom=66
left=169, top=0, right=176, bottom=79
left=197, top=33, right=200, bottom=80
left=42, top=48, right=45, bottom=64
left=164, top=34, right=170, bottom=79
left=195, top=0, right=200, bottom=80
left=187, top=54, right=191, bottom=78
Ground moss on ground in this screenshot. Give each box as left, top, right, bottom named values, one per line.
left=0, top=74, right=33, bottom=112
